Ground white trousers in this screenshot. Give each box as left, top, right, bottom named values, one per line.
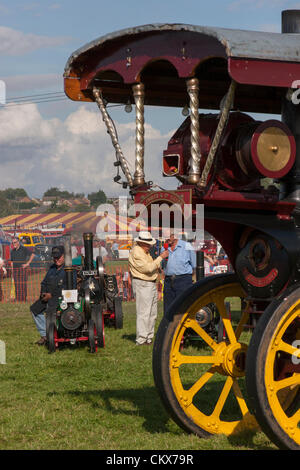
left=132, top=278, right=158, bottom=344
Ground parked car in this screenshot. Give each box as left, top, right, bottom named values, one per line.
left=17, top=232, right=45, bottom=249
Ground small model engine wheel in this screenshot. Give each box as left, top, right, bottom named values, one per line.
left=88, top=317, right=96, bottom=353
left=114, top=297, right=123, bottom=329
left=46, top=311, right=57, bottom=353
left=47, top=321, right=57, bottom=353
left=246, top=286, right=300, bottom=449
left=153, top=274, right=259, bottom=437
left=92, top=305, right=105, bottom=348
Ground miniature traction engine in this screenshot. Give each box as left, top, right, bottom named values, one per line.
left=46, top=233, right=122, bottom=353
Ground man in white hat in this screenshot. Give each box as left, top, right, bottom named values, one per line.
left=129, top=231, right=169, bottom=346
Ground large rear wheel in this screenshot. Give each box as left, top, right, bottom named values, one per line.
left=246, top=286, right=300, bottom=449
left=153, top=274, right=258, bottom=437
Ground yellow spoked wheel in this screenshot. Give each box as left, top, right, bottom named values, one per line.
left=246, top=286, right=300, bottom=449
left=153, top=273, right=259, bottom=437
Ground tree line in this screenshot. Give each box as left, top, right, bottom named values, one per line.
left=0, top=187, right=107, bottom=216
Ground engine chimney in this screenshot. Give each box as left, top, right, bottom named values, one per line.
left=83, top=232, right=94, bottom=271
left=63, top=234, right=74, bottom=289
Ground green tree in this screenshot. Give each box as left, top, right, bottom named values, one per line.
left=15, top=202, right=38, bottom=210
left=44, top=187, right=70, bottom=199
left=43, top=187, right=85, bottom=200
left=3, top=188, right=28, bottom=200
left=0, top=193, right=13, bottom=216
left=88, top=189, right=107, bottom=207
left=45, top=200, right=71, bottom=213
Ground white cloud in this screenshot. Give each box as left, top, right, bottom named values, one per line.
left=0, top=103, right=59, bottom=147
left=0, top=26, right=70, bottom=56
left=0, top=104, right=175, bottom=198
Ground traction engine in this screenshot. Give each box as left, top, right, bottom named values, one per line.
left=46, top=232, right=121, bottom=353
left=63, top=9, right=300, bottom=449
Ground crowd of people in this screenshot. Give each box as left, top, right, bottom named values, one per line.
left=70, top=235, right=117, bottom=263
left=0, top=233, right=230, bottom=302
left=0, top=230, right=232, bottom=347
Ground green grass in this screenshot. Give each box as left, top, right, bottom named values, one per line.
left=0, top=301, right=276, bottom=450
left=105, top=259, right=129, bottom=269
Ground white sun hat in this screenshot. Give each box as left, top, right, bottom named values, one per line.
left=134, top=231, right=156, bottom=245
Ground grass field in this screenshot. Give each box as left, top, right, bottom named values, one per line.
left=0, top=301, right=276, bottom=450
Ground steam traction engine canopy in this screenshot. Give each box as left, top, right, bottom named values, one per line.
left=64, top=23, right=300, bottom=110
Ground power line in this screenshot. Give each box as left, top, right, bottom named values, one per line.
left=5, top=91, right=65, bottom=102
left=0, top=94, right=126, bottom=108
left=2, top=90, right=129, bottom=108
left=0, top=97, right=68, bottom=108
left=0, top=87, right=136, bottom=112
left=0, top=90, right=66, bottom=108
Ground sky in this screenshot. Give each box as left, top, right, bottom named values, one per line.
left=0, top=0, right=300, bottom=199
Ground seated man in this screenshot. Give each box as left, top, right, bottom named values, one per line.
left=30, top=246, right=67, bottom=345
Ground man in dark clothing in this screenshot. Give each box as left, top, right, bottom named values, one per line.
left=30, top=246, right=67, bottom=345
left=11, top=237, right=35, bottom=302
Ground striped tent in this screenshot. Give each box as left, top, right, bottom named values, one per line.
left=0, top=212, right=148, bottom=238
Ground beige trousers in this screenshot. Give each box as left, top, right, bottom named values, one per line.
left=132, top=278, right=158, bottom=345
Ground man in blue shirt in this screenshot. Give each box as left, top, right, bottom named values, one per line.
left=161, top=233, right=196, bottom=317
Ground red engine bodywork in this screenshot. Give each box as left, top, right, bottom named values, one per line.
left=163, top=112, right=295, bottom=190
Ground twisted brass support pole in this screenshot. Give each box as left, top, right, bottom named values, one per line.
left=93, top=87, right=133, bottom=187
left=133, top=83, right=145, bottom=185
left=198, top=80, right=236, bottom=189
left=187, top=78, right=201, bottom=184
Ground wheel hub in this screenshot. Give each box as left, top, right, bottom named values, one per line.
left=216, top=342, right=248, bottom=377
